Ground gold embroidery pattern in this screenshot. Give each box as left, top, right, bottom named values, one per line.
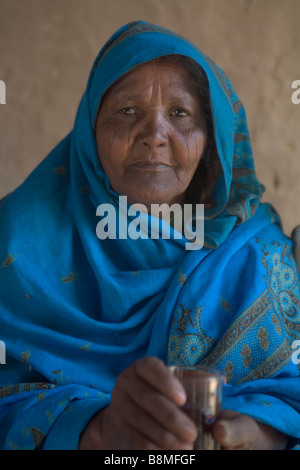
left=257, top=327, right=269, bottom=351
left=204, top=291, right=271, bottom=368
left=0, top=253, right=23, bottom=268
left=20, top=350, right=32, bottom=364
left=203, top=239, right=299, bottom=383
left=61, top=272, right=78, bottom=283
left=177, top=271, right=186, bottom=288
left=218, top=293, right=232, bottom=314
left=260, top=240, right=300, bottom=343
left=224, top=361, right=234, bottom=382
left=240, top=343, right=252, bottom=368
left=167, top=304, right=216, bottom=365
left=22, top=427, right=45, bottom=449
left=79, top=342, right=92, bottom=352
left=167, top=237, right=299, bottom=384
left=236, top=338, right=291, bottom=384
left=271, top=314, right=281, bottom=335
left=0, top=382, right=53, bottom=399
left=51, top=369, right=71, bottom=385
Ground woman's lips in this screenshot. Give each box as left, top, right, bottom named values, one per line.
left=131, top=162, right=171, bottom=171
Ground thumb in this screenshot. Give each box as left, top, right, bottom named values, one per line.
left=213, top=410, right=259, bottom=450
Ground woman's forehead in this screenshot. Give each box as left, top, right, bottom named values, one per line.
left=101, top=57, right=200, bottom=102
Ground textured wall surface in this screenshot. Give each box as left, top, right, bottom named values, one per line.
left=0, top=0, right=299, bottom=234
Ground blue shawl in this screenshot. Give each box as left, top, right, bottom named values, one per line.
left=0, top=21, right=299, bottom=450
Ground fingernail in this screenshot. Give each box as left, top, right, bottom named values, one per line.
left=182, top=418, right=198, bottom=441
left=172, top=384, right=186, bottom=405
left=177, top=389, right=186, bottom=404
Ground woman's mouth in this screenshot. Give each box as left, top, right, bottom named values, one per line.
left=131, top=161, right=171, bottom=171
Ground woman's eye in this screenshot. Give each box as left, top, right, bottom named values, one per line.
left=172, top=109, right=189, bottom=117
left=120, top=107, right=136, bottom=115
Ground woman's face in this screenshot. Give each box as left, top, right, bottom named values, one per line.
left=95, top=58, right=207, bottom=208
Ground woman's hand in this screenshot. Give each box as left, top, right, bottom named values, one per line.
left=212, top=410, right=289, bottom=450
left=78, top=356, right=198, bottom=450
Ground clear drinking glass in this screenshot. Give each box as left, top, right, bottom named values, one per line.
left=169, top=365, right=225, bottom=450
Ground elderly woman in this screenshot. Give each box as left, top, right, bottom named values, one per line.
left=0, top=21, right=299, bottom=451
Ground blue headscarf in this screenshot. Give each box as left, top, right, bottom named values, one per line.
left=0, top=21, right=299, bottom=450
left=75, top=20, right=265, bottom=249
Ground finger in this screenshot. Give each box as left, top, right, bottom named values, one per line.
left=117, top=422, right=162, bottom=451
left=213, top=411, right=259, bottom=450
left=133, top=356, right=186, bottom=406
left=120, top=371, right=197, bottom=444
left=118, top=390, right=194, bottom=450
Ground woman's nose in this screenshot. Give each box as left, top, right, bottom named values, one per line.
left=137, top=112, right=168, bottom=149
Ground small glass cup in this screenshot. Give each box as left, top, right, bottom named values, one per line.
left=169, top=365, right=225, bottom=450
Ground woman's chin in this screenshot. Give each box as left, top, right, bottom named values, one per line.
left=125, top=191, right=183, bottom=210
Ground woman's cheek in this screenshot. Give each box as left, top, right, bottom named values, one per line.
left=98, top=127, right=128, bottom=163
left=176, top=129, right=206, bottom=168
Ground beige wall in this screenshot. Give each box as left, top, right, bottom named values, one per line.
left=0, top=0, right=299, bottom=235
